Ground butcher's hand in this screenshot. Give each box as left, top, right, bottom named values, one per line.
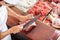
left=9, top=24, right=24, bottom=34
left=20, top=14, right=33, bottom=22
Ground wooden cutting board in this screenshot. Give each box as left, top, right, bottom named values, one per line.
left=22, top=20, right=55, bottom=40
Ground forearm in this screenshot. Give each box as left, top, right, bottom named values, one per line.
left=1, top=1, right=20, bottom=19
left=6, top=6, right=33, bottom=22
left=0, top=29, right=11, bottom=39
left=7, top=7, right=26, bottom=21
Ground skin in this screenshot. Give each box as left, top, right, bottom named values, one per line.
left=0, top=25, right=23, bottom=39
left=0, top=1, right=33, bottom=39
left=7, top=6, right=33, bottom=22
left=0, top=1, right=33, bottom=22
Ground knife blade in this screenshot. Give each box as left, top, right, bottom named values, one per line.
left=42, top=9, right=52, bottom=21
left=22, top=14, right=41, bottom=31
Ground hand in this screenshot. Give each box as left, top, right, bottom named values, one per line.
left=20, top=14, right=33, bottom=22
left=19, top=20, right=36, bottom=32
left=26, top=14, right=33, bottom=20
left=47, top=14, right=54, bottom=21
left=9, top=25, right=23, bottom=34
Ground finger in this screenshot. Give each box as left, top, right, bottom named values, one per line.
left=13, top=31, right=19, bottom=34
left=18, top=23, right=26, bottom=30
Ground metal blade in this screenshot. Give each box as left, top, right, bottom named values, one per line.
left=23, top=14, right=41, bottom=31
left=42, top=9, right=52, bottom=21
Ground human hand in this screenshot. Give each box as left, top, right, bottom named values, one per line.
left=9, top=25, right=23, bottom=34
left=26, top=14, right=33, bottom=20
left=20, top=14, right=33, bottom=22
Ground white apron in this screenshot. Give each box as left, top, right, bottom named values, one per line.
left=0, top=5, right=11, bottom=40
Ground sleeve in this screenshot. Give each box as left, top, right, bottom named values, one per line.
left=0, top=5, right=8, bottom=32
left=0, top=25, right=3, bottom=32
left=4, top=0, right=19, bottom=5
left=0, top=16, right=2, bottom=31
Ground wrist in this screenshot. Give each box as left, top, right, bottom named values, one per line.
left=7, top=29, right=13, bottom=34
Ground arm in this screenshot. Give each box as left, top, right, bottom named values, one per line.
left=0, top=25, right=23, bottom=39
left=7, top=6, right=33, bottom=22
left=1, top=29, right=11, bottom=39
left=0, top=1, right=33, bottom=22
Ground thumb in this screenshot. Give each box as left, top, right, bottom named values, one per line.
left=18, top=23, right=26, bottom=30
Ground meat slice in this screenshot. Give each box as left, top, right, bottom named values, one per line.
left=28, top=1, right=52, bottom=21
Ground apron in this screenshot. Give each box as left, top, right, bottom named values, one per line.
left=0, top=5, right=11, bottom=40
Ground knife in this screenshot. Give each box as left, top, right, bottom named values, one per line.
left=42, top=9, right=52, bottom=21
left=22, top=14, right=41, bottom=31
